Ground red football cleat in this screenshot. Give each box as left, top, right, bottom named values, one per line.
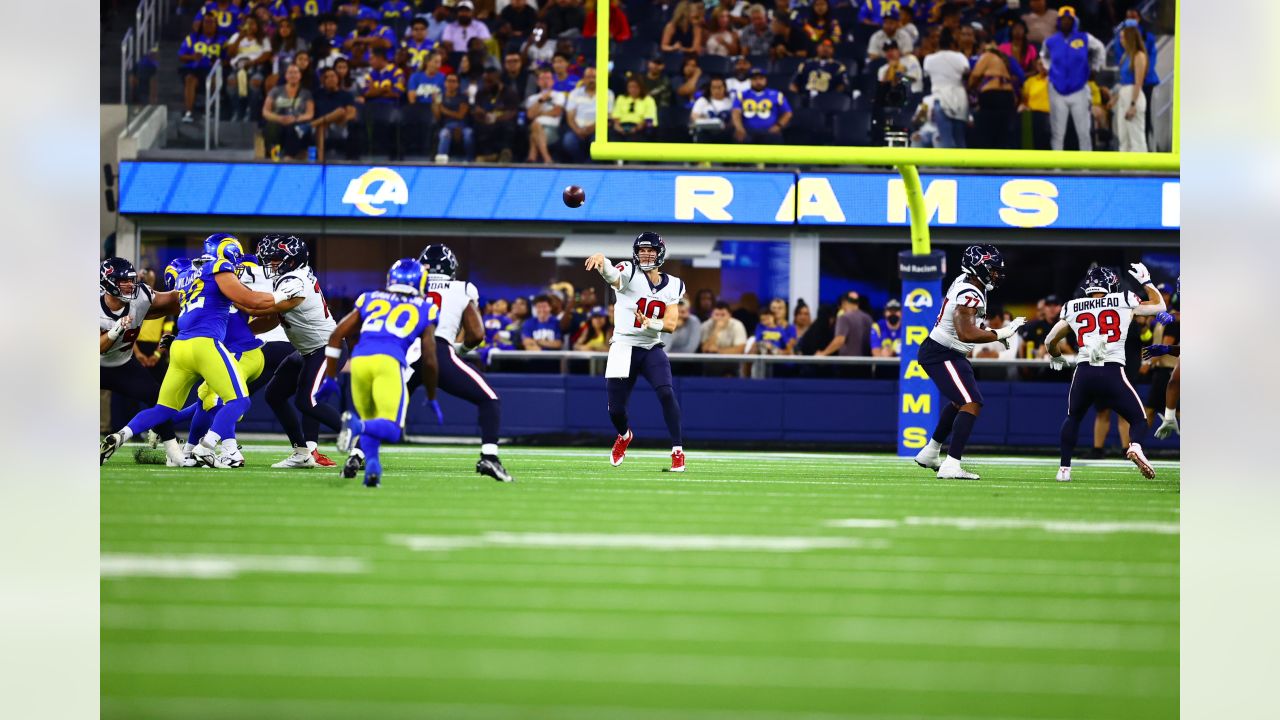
left=312, top=449, right=337, bottom=467
left=670, top=449, right=686, bottom=473
left=610, top=430, right=633, bottom=467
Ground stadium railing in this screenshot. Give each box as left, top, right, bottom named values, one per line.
left=205, top=63, right=223, bottom=151
left=120, top=0, right=173, bottom=106
left=482, top=350, right=1054, bottom=376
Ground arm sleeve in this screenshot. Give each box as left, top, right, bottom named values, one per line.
left=466, top=283, right=480, bottom=305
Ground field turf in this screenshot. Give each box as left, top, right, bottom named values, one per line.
left=102, top=443, right=1179, bottom=719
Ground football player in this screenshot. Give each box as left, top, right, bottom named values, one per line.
left=316, top=259, right=440, bottom=487
left=254, top=236, right=343, bottom=468
left=913, top=244, right=1026, bottom=480
left=584, top=232, right=687, bottom=472
left=1143, top=277, right=1180, bottom=439
left=100, top=234, right=302, bottom=465
left=99, top=257, right=189, bottom=467
left=1046, top=264, right=1167, bottom=481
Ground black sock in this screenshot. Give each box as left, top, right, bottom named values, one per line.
left=949, top=410, right=978, bottom=460
left=478, top=399, right=501, bottom=446
left=655, top=385, right=683, bottom=447
left=932, top=403, right=960, bottom=444
left=1061, top=416, right=1083, bottom=467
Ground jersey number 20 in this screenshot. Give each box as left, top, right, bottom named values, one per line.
left=1076, top=309, right=1122, bottom=345
left=362, top=299, right=420, bottom=338
left=634, top=299, right=666, bottom=328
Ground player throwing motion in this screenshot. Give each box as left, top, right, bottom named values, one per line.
left=584, top=232, right=687, bottom=472
left=914, top=244, right=1026, bottom=480
left=100, top=235, right=302, bottom=465
left=99, top=257, right=189, bottom=467
left=255, top=236, right=343, bottom=468
left=1046, top=264, right=1167, bottom=481
left=316, top=259, right=441, bottom=488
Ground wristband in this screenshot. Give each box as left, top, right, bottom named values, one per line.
left=106, top=324, right=123, bottom=341
left=324, top=346, right=342, bottom=359
left=271, top=290, right=291, bottom=304
left=646, top=317, right=664, bottom=331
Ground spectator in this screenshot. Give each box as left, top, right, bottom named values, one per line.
left=999, top=19, right=1038, bottom=73
left=1111, top=22, right=1149, bottom=153
left=700, top=301, right=748, bottom=354
left=815, top=291, right=873, bottom=357
left=333, top=56, right=355, bottom=92
left=226, top=16, right=274, bottom=122
left=562, top=66, right=613, bottom=162
left=1116, top=9, right=1160, bottom=138
left=969, top=43, right=1019, bottom=149
left=177, top=13, right=224, bottom=123
left=293, top=50, right=318, bottom=93
left=198, top=0, right=242, bottom=40
left=738, top=5, right=773, bottom=57
left=501, top=51, right=532, bottom=99
left=543, top=0, right=585, bottom=39
left=706, top=8, right=742, bottom=56
left=379, top=0, right=413, bottom=21
left=1022, top=0, right=1057, bottom=46
left=870, top=299, right=903, bottom=357
left=693, top=288, right=717, bottom=321
left=483, top=298, right=514, bottom=349
left=458, top=37, right=499, bottom=95
left=551, top=52, right=580, bottom=92
left=400, top=17, right=436, bottom=70
left=443, top=0, right=492, bottom=50
left=564, top=285, right=598, bottom=342
left=726, top=54, right=752, bottom=98
left=1042, top=7, right=1092, bottom=151
left=971, top=311, right=1019, bottom=360
left=767, top=298, right=790, bottom=332
left=857, top=0, right=898, bottom=27
left=667, top=299, right=703, bottom=354
left=662, top=1, right=704, bottom=54
left=639, top=56, right=675, bottom=108
left=899, top=5, right=920, bottom=45
left=269, top=17, right=304, bottom=81
left=524, top=68, right=566, bottom=162
left=422, top=4, right=451, bottom=43
left=472, top=69, right=519, bottom=161
left=610, top=77, right=658, bottom=141
left=732, top=67, right=791, bottom=143
left=573, top=307, right=612, bottom=351
left=343, top=8, right=395, bottom=68
left=751, top=307, right=796, bottom=354
left=1088, top=71, right=1112, bottom=149
left=800, top=0, right=841, bottom=46
left=500, top=0, right=539, bottom=41
left=584, top=0, right=633, bottom=43
left=310, top=15, right=346, bottom=71
left=434, top=73, right=475, bottom=161
left=360, top=50, right=405, bottom=157
left=867, top=12, right=914, bottom=61
left=675, top=55, right=706, bottom=102
left=791, top=38, right=847, bottom=103
left=769, top=14, right=809, bottom=60
left=956, top=23, right=978, bottom=62
left=311, top=66, right=358, bottom=159
left=923, top=28, right=969, bottom=148
left=1021, top=58, right=1051, bottom=149
left=873, top=40, right=919, bottom=142
left=521, top=295, right=564, bottom=350
left=878, top=39, right=922, bottom=93
left=691, top=75, right=735, bottom=142
left=409, top=51, right=447, bottom=105
left=792, top=300, right=812, bottom=346
left=795, top=302, right=835, bottom=356
left=524, top=23, right=557, bottom=70
left=262, top=63, right=315, bottom=160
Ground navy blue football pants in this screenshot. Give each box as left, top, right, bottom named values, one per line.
left=406, top=338, right=501, bottom=445
left=607, top=344, right=683, bottom=447
left=1060, top=362, right=1149, bottom=466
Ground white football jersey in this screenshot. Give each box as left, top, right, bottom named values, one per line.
left=1061, top=291, right=1141, bottom=366
left=611, top=261, right=685, bottom=349
left=274, top=266, right=337, bottom=354
left=99, top=285, right=154, bottom=368
left=929, top=276, right=987, bottom=354
left=426, top=275, right=479, bottom=349
left=240, top=261, right=289, bottom=344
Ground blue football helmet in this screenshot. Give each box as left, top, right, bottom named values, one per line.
left=163, top=257, right=193, bottom=291
left=100, top=257, right=139, bottom=300
left=633, top=231, right=666, bottom=271
left=1082, top=266, right=1120, bottom=295
left=386, top=258, right=426, bottom=296
left=960, top=244, right=1005, bottom=290
left=419, top=243, right=459, bottom=278
left=203, top=233, right=245, bottom=266
left=257, top=234, right=309, bottom=278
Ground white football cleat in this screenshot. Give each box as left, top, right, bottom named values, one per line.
left=1126, top=443, right=1156, bottom=479
left=272, top=448, right=318, bottom=468
left=1055, top=466, right=1072, bottom=482
left=914, top=445, right=941, bottom=470
left=936, top=457, right=980, bottom=480
left=166, top=453, right=198, bottom=467
left=191, top=444, right=232, bottom=469
left=219, top=449, right=246, bottom=468
left=1154, top=415, right=1179, bottom=439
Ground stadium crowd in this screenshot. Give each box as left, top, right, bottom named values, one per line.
left=166, top=0, right=1167, bottom=160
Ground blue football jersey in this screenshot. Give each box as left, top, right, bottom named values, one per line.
left=351, top=290, right=437, bottom=366
left=176, top=259, right=238, bottom=341
left=734, top=88, right=791, bottom=131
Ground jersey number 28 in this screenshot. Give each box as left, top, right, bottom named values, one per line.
left=1076, top=309, right=1122, bottom=345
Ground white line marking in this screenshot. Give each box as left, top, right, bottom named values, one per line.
left=388, top=532, right=889, bottom=553
left=825, top=518, right=901, bottom=528
left=100, top=554, right=369, bottom=579
left=900, top=517, right=1179, bottom=535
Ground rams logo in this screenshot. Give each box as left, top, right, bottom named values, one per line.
left=342, top=167, right=409, bottom=216
left=1070, top=39, right=1085, bottom=49
left=905, top=288, right=933, bottom=313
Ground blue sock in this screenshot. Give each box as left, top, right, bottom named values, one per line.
left=209, top=397, right=251, bottom=442
left=187, top=403, right=218, bottom=445
left=362, top=419, right=402, bottom=443
left=124, top=405, right=179, bottom=437
left=172, top=402, right=200, bottom=426
left=361, top=433, right=382, bottom=468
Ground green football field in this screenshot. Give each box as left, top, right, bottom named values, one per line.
left=101, top=443, right=1179, bottom=720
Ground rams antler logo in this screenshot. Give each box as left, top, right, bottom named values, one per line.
left=904, top=288, right=934, bottom=313
left=342, top=167, right=409, bottom=217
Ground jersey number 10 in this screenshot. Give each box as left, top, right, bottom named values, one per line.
left=634, top=299, right=666, bottom=328
left=1076, top=309, right=1122, bottom=345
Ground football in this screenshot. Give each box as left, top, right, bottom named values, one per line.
left=563, top=185, right=586, bottom=208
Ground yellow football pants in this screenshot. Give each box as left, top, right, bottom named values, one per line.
left=197, top=346, right=264, bottom=410
left=157, top=337, right=248, bottom=410
left=349, top=354, right=408, bottom=425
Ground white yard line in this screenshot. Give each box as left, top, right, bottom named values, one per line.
left=826, top=517, right=1178, bottom=535
left=388, top=532, right=889, bottom=553
left=100, top=553, right=368, bottom=579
